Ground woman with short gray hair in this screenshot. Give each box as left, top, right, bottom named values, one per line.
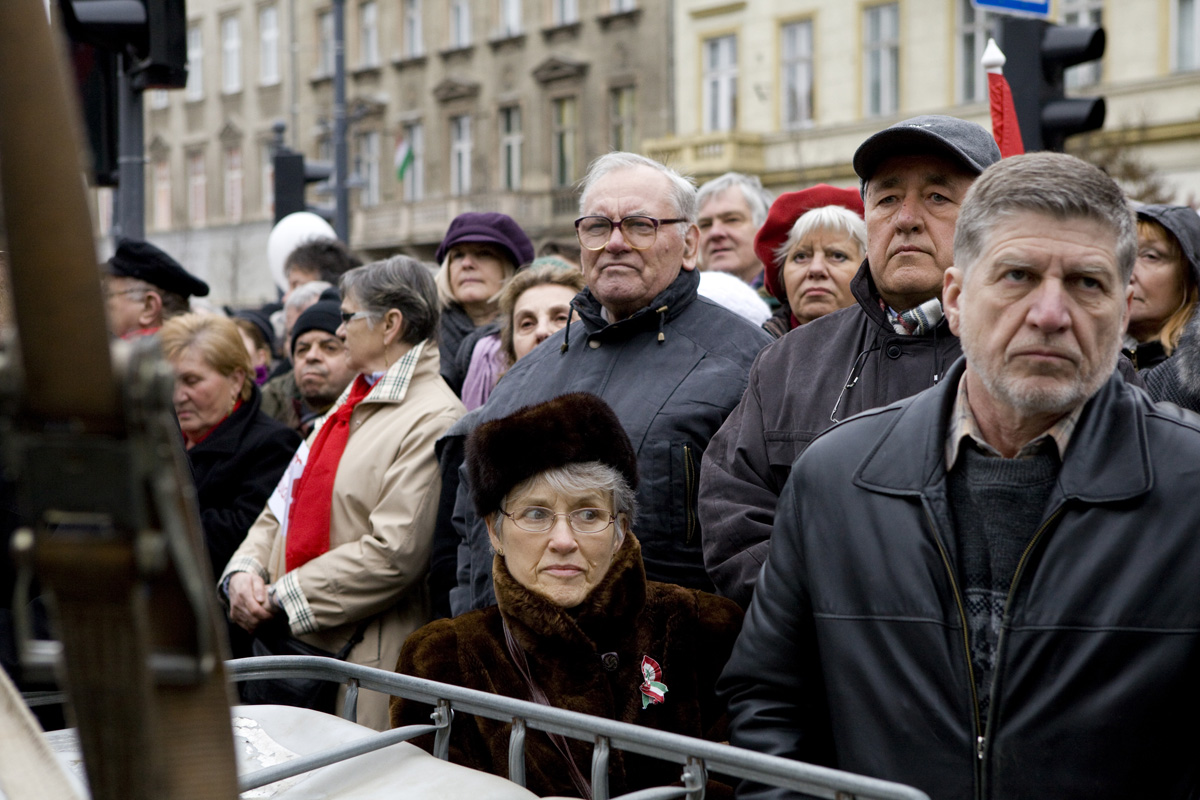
left=223, top=255, right=466, bottom=730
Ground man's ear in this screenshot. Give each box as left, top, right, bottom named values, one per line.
left=943, top=267, right=964, bottom=337
left=138, top=290, right=164, bottom=329
left=680, top=223, right=700, bottom=272
left=1121, top=284, right=1134, bottom=334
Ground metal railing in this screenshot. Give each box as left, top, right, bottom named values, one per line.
left=227, top=656, right=930, bottom=800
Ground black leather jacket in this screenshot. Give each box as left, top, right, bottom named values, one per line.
left=718, top=359, right=1200, bottom=799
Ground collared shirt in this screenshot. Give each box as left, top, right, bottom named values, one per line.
left=945, top=372, right=1081, bottom=470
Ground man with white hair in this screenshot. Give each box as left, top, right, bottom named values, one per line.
left=696, top=172, right=772, bottom=286
left=719, top=152, right=1200, bottom=798
left=443, top=152, right=770, bottom=614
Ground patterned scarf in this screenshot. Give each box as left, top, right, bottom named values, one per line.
left=882, top=297, right=944, bottom=336
left=285, top=374, right=372, bottom=572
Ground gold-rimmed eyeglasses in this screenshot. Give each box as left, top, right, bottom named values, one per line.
left=500, top=505, right=616, bottom=535
left=574, top=215, right=688, bottom=251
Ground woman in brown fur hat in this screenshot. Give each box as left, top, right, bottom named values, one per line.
left=390, top=393, right=742, bottom=798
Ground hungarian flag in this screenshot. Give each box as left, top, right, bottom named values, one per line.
left=983, top=38, right=1024, bottom=158
left=394, top=135, right=413, bottom=182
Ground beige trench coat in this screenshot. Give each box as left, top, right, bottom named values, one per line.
left=224, top=341, right=465, bottom=729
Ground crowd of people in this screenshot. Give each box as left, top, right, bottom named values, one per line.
left=8, top=112, right=1199, bottom=799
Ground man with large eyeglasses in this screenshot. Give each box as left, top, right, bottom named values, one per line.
left=440, top=151, right=770, bottom=616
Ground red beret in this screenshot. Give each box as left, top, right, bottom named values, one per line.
left=755, top=185, right=865, bottom=302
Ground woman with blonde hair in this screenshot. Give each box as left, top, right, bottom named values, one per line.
left=1125, top=205, right=1200, bottom=370
left=160, top=313, right=300, bottom=655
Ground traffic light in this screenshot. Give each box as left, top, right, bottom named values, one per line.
left=998, top=17, right=1106, bottom=153
left=274, top=149, right=335, bottom=224
left=58, top=0, right=188, bottom=90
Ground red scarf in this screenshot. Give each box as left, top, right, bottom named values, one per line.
left=285, top=375, right=372, bottom=572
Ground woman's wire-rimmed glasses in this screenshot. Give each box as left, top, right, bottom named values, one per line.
left=574, top=215, right=688, bottom=251
left=501, top=506, right=616, bottom=535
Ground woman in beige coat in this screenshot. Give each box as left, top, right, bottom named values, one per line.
left=223, top=256, right=465, bottom=730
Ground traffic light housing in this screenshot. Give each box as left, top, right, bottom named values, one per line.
left=274, top=149, right=335, bottom=224
left=999, top=17, right=1106, bottom=153
left=59, top=0, right=188, bottom=90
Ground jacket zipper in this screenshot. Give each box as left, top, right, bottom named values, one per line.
left=683, top=444, right=697, bottom=543
left=922, top=506, right=984, bottom=792
left=977, top=506, right=1064, bottom=797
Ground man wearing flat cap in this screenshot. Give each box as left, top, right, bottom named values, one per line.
left=104, top=238, right=209, bottom=338
left=700, top=115, right=1000, bottom=608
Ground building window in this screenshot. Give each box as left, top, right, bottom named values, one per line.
left=154, top=160, right=172, bottom=230
left=401, top=122, right=425, bottom=202
left=187, top=152, right=207, bottom=227
left=450, top=0, right=471, bottom=48
left=450, top=115, right=472, bottom=196
left=863, top=3, right=899, bottom=117
left=224, top=146, right=243, bottom=222
left=259, top=4, right=280, bottom=84
left=262, top=143, right=275, bottom=217
left=355, top=131, right=380, bottom=207
left=957, top=0, right=996, bottom=104
left=499, top=106, right=522, bottom=191
left=360, top=1, right=379, bottom=67
left=781, top=20, right=813, bottom=129
left=96, top=187, right=114, bottom=236
left=552, top=0, right=578, bottom=26
left=185, top=25, right=203, bottom=100
left=403, top=0, right=424, bottom=57
left=703, top=34, right=737, bottom=133
left=499, top=0, right=522, bottom=37
left=551, top=97, right=577, bottom=187
left=610, top=86, right=635, bottom=151
left=149, top=89, right=169, bottom=109
left=1060, top=0, right=1102, bottom=87
left=612, top=0, right=636, bottom=11
left=318, top=10, right=335, bottom=77
left=1181, top=0, right=1200, bottom=70
left=221, top=15, right=241, bottom=94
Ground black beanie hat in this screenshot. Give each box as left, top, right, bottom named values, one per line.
left=290, top=298, right=343, bottom=355
left=466, top=393, right=638, bottom=517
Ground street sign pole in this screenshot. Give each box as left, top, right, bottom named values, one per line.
left=114, top=53, right=144, bottom=241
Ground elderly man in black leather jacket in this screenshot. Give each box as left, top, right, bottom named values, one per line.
left=441, top=152, right=770, bottom=615
left=719, top=153, right=1200, bottom=799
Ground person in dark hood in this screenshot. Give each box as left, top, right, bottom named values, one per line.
left=1123, top=204, right=1200, bottom=370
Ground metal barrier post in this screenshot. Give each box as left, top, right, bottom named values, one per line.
left=431, top=700, right=453, bottom=760
left=682, top=756, right=706, bottom=800
left=342, top=678, right=359, bottom=722
left=507, top=717, right=527, bottom=787
left=592, top=735, right=611, bottom=800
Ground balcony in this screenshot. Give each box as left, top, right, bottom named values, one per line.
left=642, top=131, right=766, bottom=181
left=352, top=189, right=581, bottom=252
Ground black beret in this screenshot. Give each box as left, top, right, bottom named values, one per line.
left=466, top=393, right=638, bottom=518
left=290, top=299, right=343, bottom=355
left=106, top=238, right=210, bottom=298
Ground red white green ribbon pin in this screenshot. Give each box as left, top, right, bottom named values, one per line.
left=640, top=656, right=668, bottom=709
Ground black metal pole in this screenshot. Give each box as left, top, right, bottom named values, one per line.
left=114, top=52, right=144, bottom=241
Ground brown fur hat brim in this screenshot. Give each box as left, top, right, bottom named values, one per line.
left=466, top=393, right=638, bottom=517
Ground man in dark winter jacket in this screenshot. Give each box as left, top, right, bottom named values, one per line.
left=699, top=115, right=1002, bottom=608
left=720, top=152, right=1200, bottom=800
left=442, top=152, right=770, bottom=615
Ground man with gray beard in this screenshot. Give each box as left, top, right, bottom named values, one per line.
left=719, top=152, right=1200, bottom=799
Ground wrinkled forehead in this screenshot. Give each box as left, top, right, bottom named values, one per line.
left=866, top=154, right=976, bottom=196
left=582, top=166, right=677, bottom=218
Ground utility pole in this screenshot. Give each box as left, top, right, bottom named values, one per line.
left=114, top=53, right=144, bottom=240
left=332, top=0, right=349, bottom=242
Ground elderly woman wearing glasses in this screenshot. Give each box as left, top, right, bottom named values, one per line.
left=392, top=393, right=742, bottom=799
left=222, top=256, right=465, bottom=730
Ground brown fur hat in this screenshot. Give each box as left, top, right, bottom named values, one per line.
left=466, top=393, right=638, bottom=517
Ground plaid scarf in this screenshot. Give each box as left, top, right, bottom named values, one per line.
left=882, top=297, right=944, bottom=336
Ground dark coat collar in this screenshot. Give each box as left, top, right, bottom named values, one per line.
left=849, top=260, right=953, bottom=336
left=572, top=268, right=700, bottom=338
left=493, top=531, right=647, bottom=656
left=188, top=382, right=265, bottom=457
left=854, top=357, right=1152, bottom=503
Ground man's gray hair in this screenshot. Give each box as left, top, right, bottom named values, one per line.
left=285, top=280, right=333, bottom=312
left=698, top=172, right=773, bottom=227
left=578, top=152, right=698, bottom=223
left=339, top=256, right=440, bottom=345
left=491, top=460, right=638, bottom=540
left=955, top=152, right=1137, bottom=283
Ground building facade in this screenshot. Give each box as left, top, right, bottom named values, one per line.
left=646, top=0, right=1200, bottom=203
left=120, top=0, right=672, bottom=306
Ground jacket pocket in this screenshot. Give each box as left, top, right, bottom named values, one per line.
left=682, top=443, right=698, bottom=544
